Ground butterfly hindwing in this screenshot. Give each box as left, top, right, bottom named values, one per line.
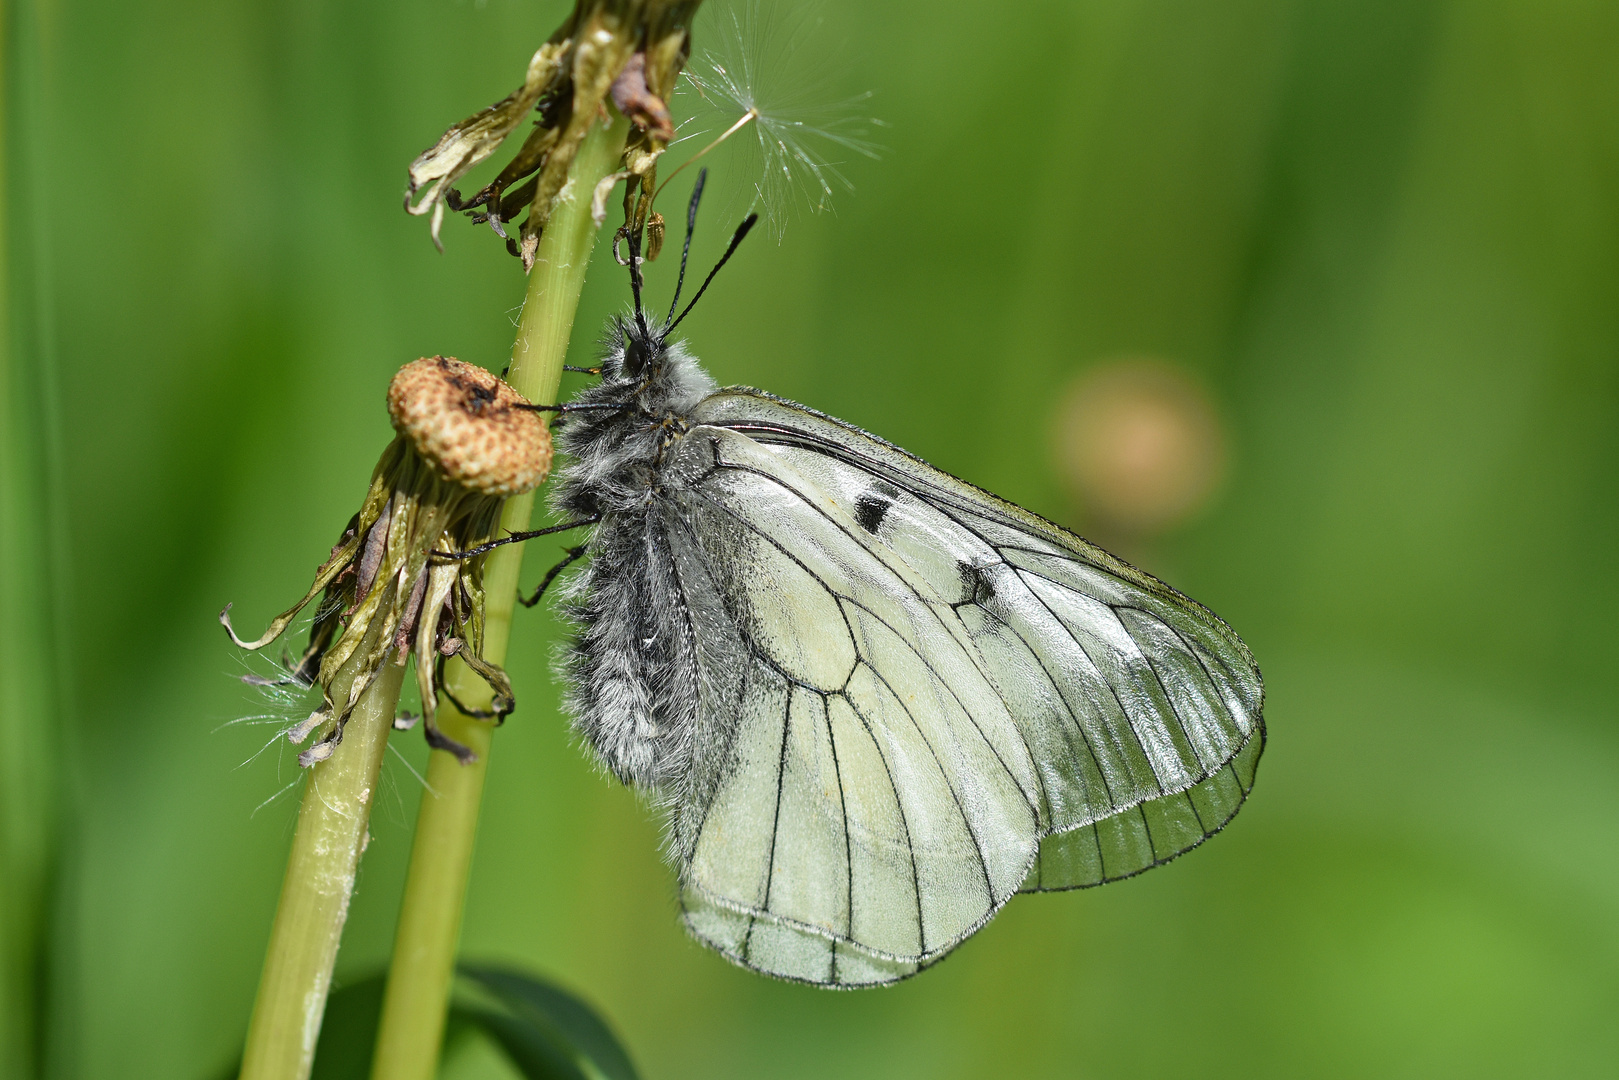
left=659, top=425, right=1044, bottom=985
left=1022, top=728, right=1263, bottom=891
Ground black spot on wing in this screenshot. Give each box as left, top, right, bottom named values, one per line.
left=955, top=562, right=995, bottom=607
left=853, top=490, right=892, bottom=534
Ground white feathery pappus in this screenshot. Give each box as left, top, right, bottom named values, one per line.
left=476, top=171, right=1266, bottom=987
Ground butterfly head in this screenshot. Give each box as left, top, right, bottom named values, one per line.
left=591, top=309, right=712, bottom=421
left=609, top=309, right=670, bottom=382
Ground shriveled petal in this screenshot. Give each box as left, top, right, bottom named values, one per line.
left=411, top=560, right=463, bottom=722
left=405, top=42, right=569, bottom=226
left=611, top=52, right=674, bottom=140
left=454, top=642, right=515, bottom=719
left=218, top=530, right=363, bottom=650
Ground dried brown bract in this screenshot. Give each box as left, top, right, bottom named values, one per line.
left=406, top=0, right=704, bottom=269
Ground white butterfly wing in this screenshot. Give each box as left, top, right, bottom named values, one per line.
left=659, top=389, right=1264, bottom=986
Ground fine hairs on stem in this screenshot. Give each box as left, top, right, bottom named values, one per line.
left=237, top=633, right=409, bottom=1080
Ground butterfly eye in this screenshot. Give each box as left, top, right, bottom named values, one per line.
left=622, top=336, right=653, bottom=377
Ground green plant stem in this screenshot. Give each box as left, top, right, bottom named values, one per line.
left=237, top=645, right=408, bottom=1080
left=369, top=112, right=631, bottom=1080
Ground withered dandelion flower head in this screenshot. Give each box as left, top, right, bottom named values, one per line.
left=220, top=358, right=552, bottom=767
left=405, top=0, right=704, bottom=268
left=389, top=356, right=552, bottom=495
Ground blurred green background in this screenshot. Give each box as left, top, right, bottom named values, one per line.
left=5, top=0, right=1617, bottom=1076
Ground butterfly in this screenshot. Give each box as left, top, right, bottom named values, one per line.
left=492, top=175, right=1265, bottom=987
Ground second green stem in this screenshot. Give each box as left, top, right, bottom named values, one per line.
left=369, top=113, right=631, bottom=1080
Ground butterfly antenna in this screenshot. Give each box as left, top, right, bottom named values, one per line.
left=665, top=169, right=708, bottom=326
left=668, top=213, right=759, bottom=332
left=626, top=225, right=648, bottom=337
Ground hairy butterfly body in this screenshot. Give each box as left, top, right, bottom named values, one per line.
left=533, top=187, right=1264, bottom=987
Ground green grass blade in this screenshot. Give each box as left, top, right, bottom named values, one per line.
left=1, top=0, right=70, bottom=1075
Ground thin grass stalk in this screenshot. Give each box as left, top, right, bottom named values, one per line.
left=1, top=0, right=71, bottom=1074
left=369, top=112, right=631, bottom=1080
left=0, top=39, right=52, bottom=1080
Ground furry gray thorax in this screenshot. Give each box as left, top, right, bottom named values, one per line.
left=549, top=314, right=719, bottom=798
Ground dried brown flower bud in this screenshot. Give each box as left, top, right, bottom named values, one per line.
left=610, top=52, right=675, bottom=141
left=388, top=356, right=552, bottom=496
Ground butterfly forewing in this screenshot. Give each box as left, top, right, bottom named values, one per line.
left=678, top=391, right=1265, bottom=947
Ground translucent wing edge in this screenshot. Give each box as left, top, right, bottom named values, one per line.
left=1019, top=718, right=1265, bottom=893
left=680, top=881, right=931, bottom=989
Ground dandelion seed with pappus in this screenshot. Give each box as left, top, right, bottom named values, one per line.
left=673, top=2, right=882, bottom=231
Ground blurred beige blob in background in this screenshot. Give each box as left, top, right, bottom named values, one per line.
left=1051, top=358, right=1229, bottom=545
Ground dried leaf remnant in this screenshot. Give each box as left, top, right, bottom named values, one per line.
left=406, top=0, right=705, bottom=269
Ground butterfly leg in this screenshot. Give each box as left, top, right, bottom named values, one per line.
left=519, top=402, right=635, bottom=415
left=520, top=545, right=587, bottom=608
left=435, top=516, right=601, bottom=561
left=425, top=645, right=517, bottom=762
